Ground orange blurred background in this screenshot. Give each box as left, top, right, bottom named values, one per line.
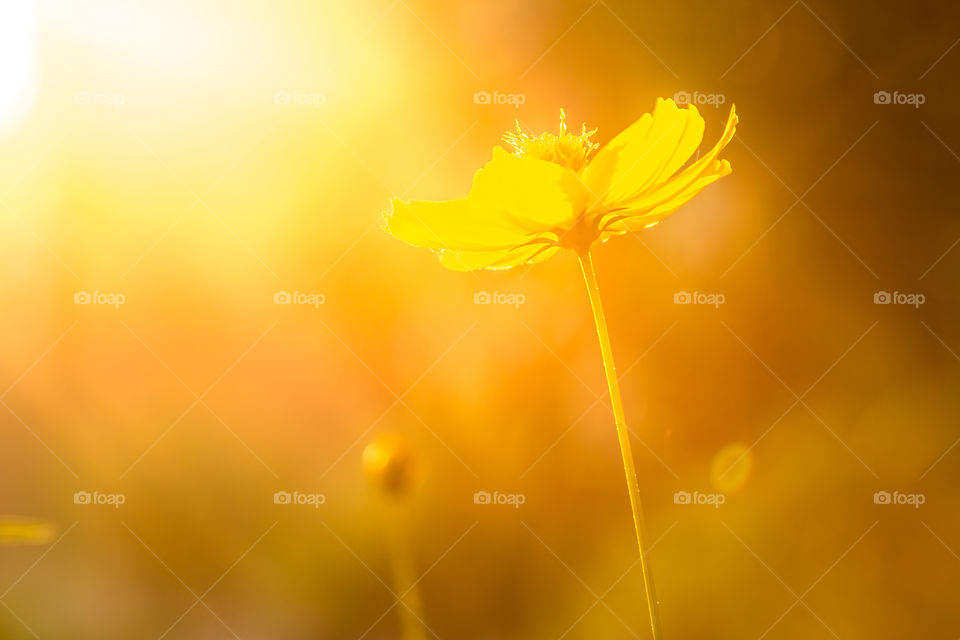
left=2, top=0, right=959, bottom=637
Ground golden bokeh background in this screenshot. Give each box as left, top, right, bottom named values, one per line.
left=1, top=0, right=959, bottom=637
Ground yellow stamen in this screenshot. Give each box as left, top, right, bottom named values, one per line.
left=503, top=110, right=599, bottom=173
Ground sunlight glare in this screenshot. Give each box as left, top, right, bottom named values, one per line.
left=0, top=0, right=36, bottom=133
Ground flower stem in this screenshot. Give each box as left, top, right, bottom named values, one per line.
left=386, top=505, right=427, bottom=640
left=578, top=250, right=663, bottom=640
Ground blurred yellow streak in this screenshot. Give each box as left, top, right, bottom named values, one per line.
left=0, top=517, right=56, bottom=546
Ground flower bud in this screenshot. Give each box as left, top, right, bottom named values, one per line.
left=363, top=433, right=417, bottom=498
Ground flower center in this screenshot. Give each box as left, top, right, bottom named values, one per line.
left=504, top=110, right=598, bottom=173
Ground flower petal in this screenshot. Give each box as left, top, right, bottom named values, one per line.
left=598, top=162, right=732, bottom=238
left=595, top=105, right=738, bottom=233
left=469, top=147, right=587, bottom=230
left=583, top=98, right=706, bottom=208
left=383, top=197, right=532, bottom=251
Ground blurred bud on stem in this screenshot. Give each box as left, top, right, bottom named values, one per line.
left=364, top=434, right=427, bottom=640
left=363, top=433, right=418, bottom=499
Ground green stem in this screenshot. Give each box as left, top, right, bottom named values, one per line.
left=578, top=250, right=663, bottom=640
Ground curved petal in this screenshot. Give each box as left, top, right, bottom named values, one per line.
left=438, top=243, right=560, bottom=272
left=598, top=162, right=732, bottom=239
left=583, top=98, right=706, bottom=208
left=383, top=197, right=533, bottom=251
left=592, top=104, right=738, bottom=233
left=469, top=147, right=587, bottom=230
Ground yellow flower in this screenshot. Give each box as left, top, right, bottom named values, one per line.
left=383, top=98, right=738, bottom=270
